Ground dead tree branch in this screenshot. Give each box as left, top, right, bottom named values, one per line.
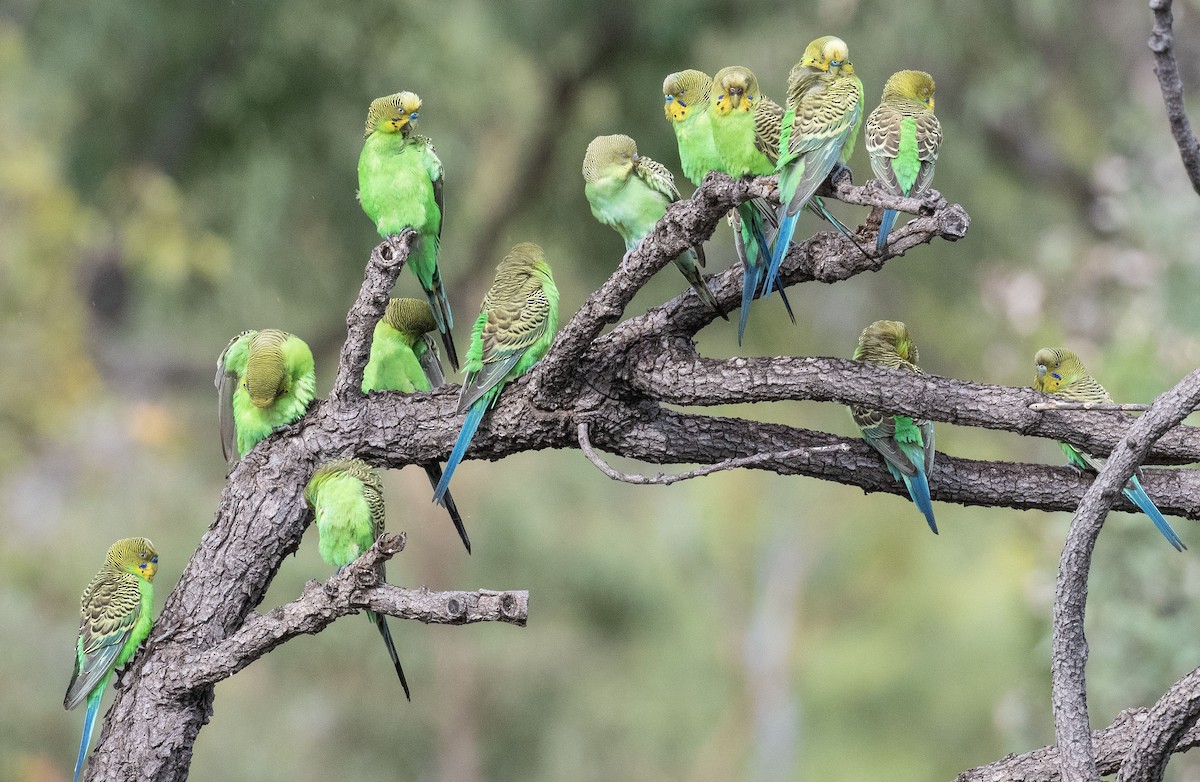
left=1149, top=0, right=1200, bottom=195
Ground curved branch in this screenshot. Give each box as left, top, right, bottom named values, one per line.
left=1149, top=0, right=1200, bottom=195
left=1051, top=369, right=1200, bottom=782
left=1117, top=666, right=1200, bottom=782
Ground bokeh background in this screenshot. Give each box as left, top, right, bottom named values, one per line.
left=5, top=0, right=1200, bottom=779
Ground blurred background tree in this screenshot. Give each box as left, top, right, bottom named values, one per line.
left=3, top=0, right=1200, bottom=779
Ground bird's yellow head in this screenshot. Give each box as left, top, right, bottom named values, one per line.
left=711, top=66, right=761, bottom=115
left=883, top=70, right=936, bottom=111
left=582, top=134, right=638, bottom=183
left=663, top=70, right=712, bottom=123
left=853, top=320, right=919, bottom=366
left=800, top=36, right=851, bottom=74
left=383, top=297, right=438, bottom=340
left=1033, top=347, right=1085, bottom=393
left=107, top=537, right=159, bottom=582
left=364, top=91, right=422, bottom=138
left=244, top=329, right=290, bottom=408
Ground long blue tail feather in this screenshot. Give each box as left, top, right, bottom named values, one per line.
left=74, top=690, right=102, bottom=782
left=876, top=208, right=899, bottom=251
left=902, top=470, right=938, bottom=535
left=737, top=257, right=763, bottom=346
left=433, top=400, right=487, bottom=504
left=1123, top=476, right=1185, bottom=551
left=766, top=211, right=801, bottom=299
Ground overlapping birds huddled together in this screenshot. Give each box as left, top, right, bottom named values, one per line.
left=63, top=33, right=1186, bottom=782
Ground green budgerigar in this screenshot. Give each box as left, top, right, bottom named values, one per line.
left=707, top=65, right=794, bottom=342
left=306, top=458, right=412, bottom=698
left=433, top=242, right=559, bottom=503
left=364, top=297, right=472, bottom=552
left=358, top=91, right=459, bottom=370
left=850, top=320, right=937, bottom=534
left=582, top=134, right=724, bottom=317
left=216, top=329, right=316, bottom=465
left=770, top=36, right=865, bottom=292
left=1033, top=348, right=1185, bottom=551
left=663, top=69, right=721, bottom=188
left=865, top=70, right=942, bottom=251
left=64, top=537, right=158, bottom=782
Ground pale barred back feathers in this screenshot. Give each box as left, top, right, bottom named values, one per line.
left=853, top=320, right=922, bottom=372
left=384, top=298, right=439, bottom=338
left=582, top=134, right=638, bottom=181
left=245, top=329, right=290, bottom=405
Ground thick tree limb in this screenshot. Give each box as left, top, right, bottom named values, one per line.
left=1149, top=0, right=1200, bottom=195
left=1051, top=369, right=1200, bottom=782
left=1117, top=667, right=1200, bottom=782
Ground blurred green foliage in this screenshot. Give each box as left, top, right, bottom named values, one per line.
left=4, top=0, right=1200, bottom=779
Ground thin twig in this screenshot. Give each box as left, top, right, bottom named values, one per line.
left=1030, top=401, right=1153, bottom=412
left=1149, top=0, right=1200, bottom=195
left=578, top=422, right=849, bottom=485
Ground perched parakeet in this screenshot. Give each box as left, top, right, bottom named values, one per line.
left=216, top=329, right=316, bottom=465
left=707, top=65, right=793, bottom=343
left=358, top=91, right=459, bottom=371
left=582, top=134, right=724, bottom=318
left=64, top=537, right=158, bottom=782
left=363, top=297, right=472, bottom=553
left=771, top=36, right=865, bottom=291
left=433, top=242, right=559, bottom=503
left=662, top=69, right=721, bottom=188
left=865, top=70, right=942, bottom=251
left=306, top=459, right=412, bottom=698
left=1033, top=348, right=1185, bottom=551
left=850, top=321, right=937, bottom=534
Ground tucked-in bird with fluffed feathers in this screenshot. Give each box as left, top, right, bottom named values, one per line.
left=364, top=297, right=472, bottom=552
left=433, top=242, right=559, bottom=503
left=358, top=90, right=459, bottom=370
left=582, top=134, right=724, bottom=318
left=865, top=70, right=941, bottom=251
left=306, top=458, right=412, bottom=698
left=1033, top=347, right=1185, bottom=551
left=850, top=320, right=938, bottom=534
left=64, top=537, right=158, bottom=782
left=215, top=329, right=316, bottom=465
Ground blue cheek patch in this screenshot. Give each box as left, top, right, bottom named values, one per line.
left=1052, top=373, right=1061, bottom=380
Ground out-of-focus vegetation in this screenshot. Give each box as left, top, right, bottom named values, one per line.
left=4, top=1, right=1200, bottom=779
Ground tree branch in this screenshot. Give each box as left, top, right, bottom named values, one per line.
left=1051, top=369, right=1200, bottom=781
left=1149, top=0, right=1200, bottom=195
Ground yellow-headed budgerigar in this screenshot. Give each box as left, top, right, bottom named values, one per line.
left=358, top=91, right=459, bottom=370
left=64, top=537, right=158, bottom=782
left=363, top=297, right=472, bottom=552
left=865, top=70, right=941, bottom=251
left=433, top=242, right=559, bottom=503
left=216, top=329, right=316, bottom=465
left=707, top=65, right=795, bottom=342
left=770, top=36, right=864, bottom=293
left=1033, top=347, right=1185, bottom=551
left=850, top=321, right=937, bottom=534
left=582, top=134, right=724, bottom=317
left=306, top=458, right=412, bottom=698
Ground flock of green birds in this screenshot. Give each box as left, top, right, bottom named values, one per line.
left=61, top=34, right=1185, bottom=782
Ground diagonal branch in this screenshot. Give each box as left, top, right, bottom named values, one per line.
left=1051, top=369, right=1200, bottom=782
left=1117, top=667, right=1200, bottom=782
left=1149, top=0, right=1200, bottom=195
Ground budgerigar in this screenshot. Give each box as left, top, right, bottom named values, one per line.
left=770, top=36, right=865, bottom=292
left=708, top=65, right=793, bottom=343
left=364, top=297, right=472, bottom=552
left=865, top=70, right=941, bottom=251
left=358, top=91, right=459, bottom=370
left=433, top=242, right=559, bottom=503
left=64, top=538, right=158, bottom=782
left=850, top=321, right=937, bottom=533
left=1033, top=347, right=1185, bottom=551
left=582, top=134, right=724, bottom=318
left=216, top=329, right=316, bottom=465
left=306, top=458, right=412, bottom=698
left=663, top=69, right=721, bottom=187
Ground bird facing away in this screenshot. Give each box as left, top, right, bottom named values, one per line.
left=582, top=134, right=724, bottom=318
left=865, top=70, right=942, bottom=251
left=707, top=65, right=794, bottom=343
left=215, top=329, right=316, bottom=466
left=1033, top=347, right=1185, bottom=551
left=771, top=36, right=864, bottom=288
left=358, top=90, right=459, bottom=371
left=64, top=537, right=158, bottom=782
left=363, top=297, right=472, bottom=553
left=850, top=321, right=938, bottom=534
left=433, top=242, right=559, bottom=503
left=306, top=458, right=412, bottom=698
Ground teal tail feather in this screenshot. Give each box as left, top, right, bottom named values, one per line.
left=370, top=611, right=411, bottom=700
left=876, top=208, right=899, bottom=251
left=1124, top=475, right=1185, bottom=551
left=424, top=285, right=459, bottom=373
left=423, top=462, right=472, bottom=553
left=73, top=690, right=102, bottom=782
left=737, top=256, right=764, bottom=346
left=901, top=470, right=938, bottom=535
left=433, top=400, right=487, bottom=504
left=766, top=210, right=801, bottom=299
